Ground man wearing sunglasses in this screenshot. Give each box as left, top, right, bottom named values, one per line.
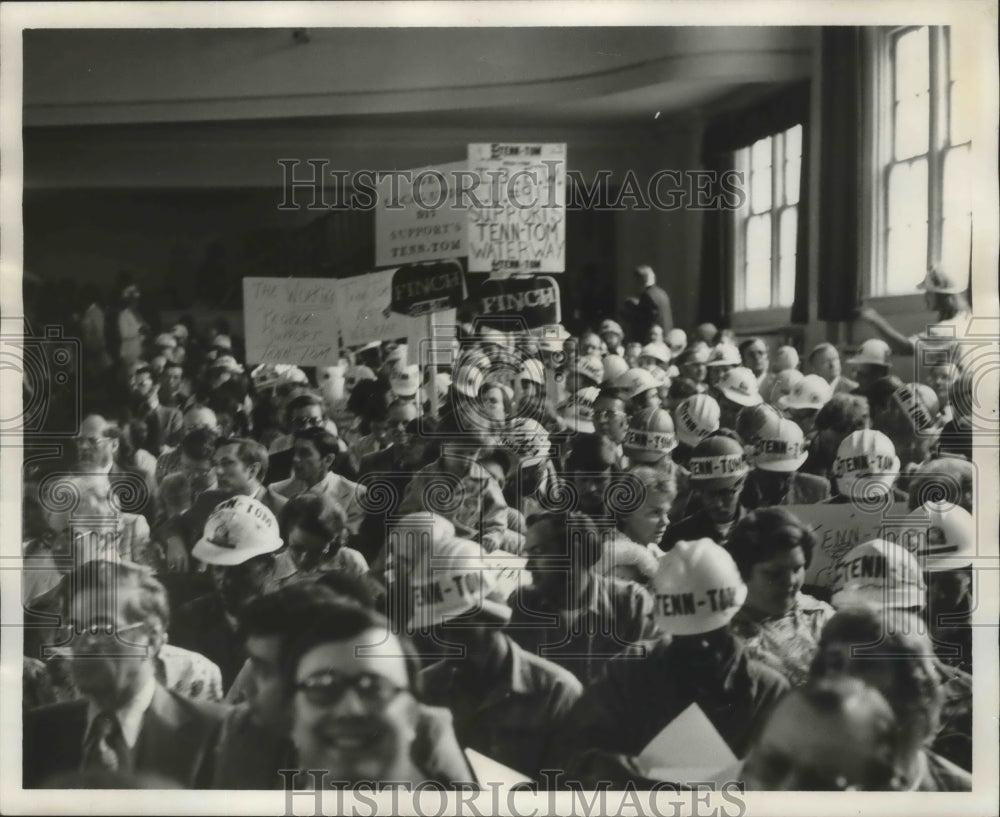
left=24, top=560, right=226, bottom=788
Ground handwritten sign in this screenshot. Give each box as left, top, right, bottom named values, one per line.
left=467, top=143, right=566, bottom=277
left=376, top=160, right=467, bottom=267
left=243, top=278, right=340, bottom=366
left=785, top=502, right=911, bottom=589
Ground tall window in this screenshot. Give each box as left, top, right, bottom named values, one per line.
left=877, top=25, right=974, bottom=295
left=733, top=124, right=802, bottom=310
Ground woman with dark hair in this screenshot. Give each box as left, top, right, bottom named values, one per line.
left=809, top=607, right=972, bottom=789
left=277, top=493, right=369, bottom=585
left=727, top=507, right=834, bottom=685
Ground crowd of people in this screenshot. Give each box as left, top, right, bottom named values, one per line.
left=21, top=264, right=978, bottom=792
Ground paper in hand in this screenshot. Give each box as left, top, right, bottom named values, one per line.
left=464, top=748, right=532, bottom=787
left=638, top=703, right=737, bottom=782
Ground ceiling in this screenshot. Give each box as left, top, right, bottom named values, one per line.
left=23, top=27, right=815, bottom=127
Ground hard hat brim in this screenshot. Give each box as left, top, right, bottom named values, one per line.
left=755, top=453, right=809, bottom=473
left=192, top=538, right=281, bottom=567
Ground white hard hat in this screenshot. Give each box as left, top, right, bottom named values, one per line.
left=754, top=417, right=809, bottom=472
left=613, top=367, right=659, bottom=400
left=193, top=496, right=282, bottom=567
left=903, top=501, right=975, bottom=571
left=831, top=538, right=926, bottom=611
left=602, top=354, right=630, bottom=384
left=406, top=536, right=513, bottom=629
left=666, top=328, right=688, bottom=353
left=763, top=368, right=805, bottom=406
left=623, top=408, right=677, bottom=464
left=390, top=364, right=421, bottom=398
left=778, top=374, right=833, bottom=411
left=847, top=339, right=892, bottom=368
left=706, top=343, right=741, bottom=368
left=640, top=342, right=671, bottom=365
left=386, top=512, right=456, bottom=584
left=673, top=394, right=721, bottom=447
left=833, top=430, right=900, bottom=501
left=772, top=345, right=800, bottom=372
left=650, top=539, right=747, bottom=635
left=575, top=354, right=605, bottom=386
left=496, top=417, right=551, bottom=461
left=891, top=383, right=940, bottom=433
left=520, top=358, right=546, bottom=386
left=599, top=319, right=624, bottom=338
left=154, top=332, right=178, bottom=349
left=558, top=386, right=599, bottom=434
left=717, top=367, right=763, bottom=407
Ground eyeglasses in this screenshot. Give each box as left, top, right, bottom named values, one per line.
left=291, top=415, right=325, bottom=429
left=593, top=409, right=626, bottom=420
left=294, top=670, right=408, bottom=709
left=68, top=619, right=147, bottom=643
left=75, top=435, right=112, bottom=447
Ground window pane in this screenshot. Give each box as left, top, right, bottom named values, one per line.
left=941, top=145, right=973, bottom=286
left=894, top=94, right=930, bottom=160
left=751, top=136, right=773, bottom=173
left=778, top=253, right=797, bottom=307
left=887, top=159, right=928, bottom=231
left=784, top=155, right=801, bottom=206
left=750, top=168, right=772, bottom=213
left=895, top=28, right=929, bottom=101
left=745, top=214, right=771, bottom=309
left=785, top=124, right=803, bottom=160
left=745, top=259, right=772, bottom=310
left=948, top=26, right=976, bottom=146
left=779, top=207, right=798, bottom=258
left=886, top=223, right=928, bottom=295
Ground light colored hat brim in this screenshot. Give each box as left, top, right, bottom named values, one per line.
left=845, top=354, right=889, bottom=367
left=192, top=538, right=280, bottom=567
left=720, top=387, right=763, bottom=407
left=777, top=396, right=821, bottom=411
left=407, top=597, right=513, bottom=630
left=755, top=453, right=809, bottom=472
left=831, top=585, right=924, bottom=610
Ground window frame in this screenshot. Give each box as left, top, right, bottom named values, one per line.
left=731, top=124, right=803, bottom=315
left=864, top=25, right=973, bottom=298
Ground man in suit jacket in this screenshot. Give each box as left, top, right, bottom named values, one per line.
left=23, top=559, right=225, bottom=788
left=632, top=265, right=674, bottom=337
left=124, top=361, right=184, bottom=455
left=161, top=437, right=287, bottom=570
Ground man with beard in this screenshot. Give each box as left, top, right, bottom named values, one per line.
left=171, top=496, right=283, bottom=691
left=24, top=560, right=225, bottom=788
left=123, top=361, right=184, bottom=456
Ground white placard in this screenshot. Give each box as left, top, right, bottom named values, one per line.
left=467, top=143, right=566, bottom=276
left=375, top=160, right=467, bottom=267
left=242, top=277, right=340, bottom=366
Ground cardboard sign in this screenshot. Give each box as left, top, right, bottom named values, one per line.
left=389, top=261, right=466, bottom=317
left=243, top=277, right=340, bottom=366
left=376, top=160, right=467, bottom=267
left=473, top=275, right=561, bottom=330
left=639, top=703, right=736, bottom=783
left=785, top=501, right=912, bottom=589
left=464, top=748, right=531, bottom=787
left=467, top=143, right=566, bottom=276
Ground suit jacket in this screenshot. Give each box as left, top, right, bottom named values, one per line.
left=637, top=284, right=674, bottom=333
left=740, top=470, right=832, bottom=510
left=172, top=593, right=247, bottom=692
left=23, top=684, right=226, bottom=788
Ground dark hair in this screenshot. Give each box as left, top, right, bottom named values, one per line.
left=565, top=433, right=617, bottom=472
left=594, top=387, right=625, bottom=407
left=707, top=427, right=745, bottom=446
left=865, top=376, right=905, bottom=413
left=727, top=507, right=816, bottom=578
left=525, top=511, right=603, bottom=566
left=216, top=436, right=269, bottom=482
left=279, top=601, right=422, bottom=696
left=314, top=571, right=383, bottom=611
left=279, top=493, right=348, bottom=545
left=66, top=559, right=170, bottom=631
left=238, top=581, right=348, bottom=640
left=815, top=394, right=871, bottom=434
left=477, top=446, right=515, bottom=477
left=738, top=337, right=765, bottom=355
left=179, top=427, right=219, bottom=461
left=291, top=427, right=340, bottom=459
left=668, top=377, right=700, bottom=401
left=810, top=607, right=943, bottom=750
left=808, top=342, right=838, bottom=363
left=931, top=291, right=969, bottom=321
left=286, top=393, right=324, bottom=415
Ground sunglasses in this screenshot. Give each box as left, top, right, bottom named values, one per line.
left=294, top=669, right=408, bottom=709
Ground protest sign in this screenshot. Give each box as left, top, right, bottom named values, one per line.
left=467, top=143, right=566, bottom=276
left=785, top=501, right=912, bottom=589
left=376, top=160, right=467, bottom=267
left=389, top=261, right=466, bottom=317
left=243, top=277, right=340, bottom=366
left=639, top=703, right=736, bottom=783
left=472, top=274, right=561, bottom=330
